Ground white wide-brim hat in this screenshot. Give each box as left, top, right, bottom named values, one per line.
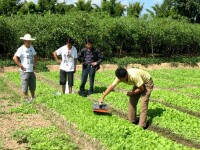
left=20, top=34, right=35, bottom=41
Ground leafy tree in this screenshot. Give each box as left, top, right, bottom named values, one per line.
left=127, top=2, right=143, bottom=18
left=18, top=1, right=38, bottom=14
left=162, top=0, right=200, bottom=23
left=38, top=0, right=56, bottom=14
left=75, top=0, right=93, bottom=12
left=146, top=3, right=163, bottom=17
left=101, top=0, right=125, bottom=17
left=0, top=19, right=17, bottom=58
left=0, top=0, right=18, bottom=15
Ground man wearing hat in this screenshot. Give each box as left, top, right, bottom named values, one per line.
left=13, top=34, right=37, bottom=103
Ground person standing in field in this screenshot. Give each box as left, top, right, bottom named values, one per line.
left=13, top=34, right=37, bottom=103
left=53, top=38, right=77, bottom=94
left=78, top=39, right=103, bottom=96
left=98, top=67, right=154, bottom=129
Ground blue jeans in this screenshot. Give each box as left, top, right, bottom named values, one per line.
left=80, top=65, right=96, bottom=92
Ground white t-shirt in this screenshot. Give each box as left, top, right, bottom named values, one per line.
left=15, top=45, right=37, bottom=72
left=55, top=45, right=77, bottom=72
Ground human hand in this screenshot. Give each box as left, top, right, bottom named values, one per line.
left=91, top=62, right=97, bottom=66
left=98, top=98, right=104, bottom=104
left=57, top=60, right=61, bottom=64
left=21, top=65, right=26, bottom=71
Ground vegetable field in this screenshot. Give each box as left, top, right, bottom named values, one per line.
left=0, top=68, right=200, bottom=149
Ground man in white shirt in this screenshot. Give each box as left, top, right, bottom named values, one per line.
left=13, top=34, right=37, bottom=103
left=53, top=38, right=77, bottom=94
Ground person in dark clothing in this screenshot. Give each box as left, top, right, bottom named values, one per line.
left=78, top=39, right=103, bottom=96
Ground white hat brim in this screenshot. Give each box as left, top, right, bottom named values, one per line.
left=20, top=37, right=35, bottom=41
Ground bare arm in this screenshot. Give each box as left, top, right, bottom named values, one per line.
left=13, top=55, right=26, bottom=71
left=99, top=83, right=117, bottom=103
left=34, top=55, right=38, bottom=65
left=126, top=85, right=144, bottom=96
left=53, top=51, right=60, bottom=64
left=74, top=58, right=77, bottom=73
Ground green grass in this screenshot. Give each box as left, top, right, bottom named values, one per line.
left=12, top=126, right=78, bottom=150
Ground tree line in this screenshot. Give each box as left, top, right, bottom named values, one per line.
left=1, top=12, right=200, bottom=59
left=0, top=0, right=200, bottom=23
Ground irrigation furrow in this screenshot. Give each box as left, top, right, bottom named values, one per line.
left=91, top=77, right=200, bottom=119
left=150, top=99, right=200, bottom=119
left=87, top=96, right=200, bottom=149
left=37, top=73, right=200, bottom=149
left=4, top=75, right=107, bottom=150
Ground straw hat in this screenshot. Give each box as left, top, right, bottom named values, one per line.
left=20, top=34, right=35, bottom=41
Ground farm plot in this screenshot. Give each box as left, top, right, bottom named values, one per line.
left=39, top=70, right=200, bottom=148
left=0, top=76, right=78, bottom=150
left=2, top=68, right=200, bottom=150
left=4, top=72, right=193, bottom=150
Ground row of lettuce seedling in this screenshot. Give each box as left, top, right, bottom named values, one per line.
left=1, top=75, right=78, bottom=149
left=40, top=72, right=200, bottom=146
left=5, top=72, right=191, bottom=150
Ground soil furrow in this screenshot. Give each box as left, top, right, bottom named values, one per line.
left=5, top=74, right=107, bottom=150
left=36, top=73, right=107, bottom=150
left=150, top=99, right=200, bottom=119
left=37, top=73, right=200, bottom=149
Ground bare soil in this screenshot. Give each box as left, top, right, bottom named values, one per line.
left=0, top=99, right=52, bottom=150
left=2, top=66, right=200, bottom=149
left=3, top=63, right=200, bottom=72
left=2, top=73, right=106, bottom=150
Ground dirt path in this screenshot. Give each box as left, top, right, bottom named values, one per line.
left=0, top=86, right=52, bottom=150
left=4, top=73, right=107, bottom=150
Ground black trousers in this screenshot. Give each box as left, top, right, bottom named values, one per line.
left=80, top=65, right=96, bottom=92
left=60, top=69, right=74, bottom=86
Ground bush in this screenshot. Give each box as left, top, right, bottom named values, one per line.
left=1, top=13, right=200, bottom=59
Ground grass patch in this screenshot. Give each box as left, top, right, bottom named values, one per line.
left=12, top=126, right=78, bottom=150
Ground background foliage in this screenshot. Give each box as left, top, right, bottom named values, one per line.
left=0, top=12, right=200, bottom=59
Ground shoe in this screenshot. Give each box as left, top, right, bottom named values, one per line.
left=78, top=91, right=87, bottom=97
left=30, top=97, right=36, bottom=101
left=25, top=98, right=31, bottom=103
left=87, top=90, right=93, bottom=95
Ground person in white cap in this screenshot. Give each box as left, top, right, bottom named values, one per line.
left=13, top=34, right=37, bottom=103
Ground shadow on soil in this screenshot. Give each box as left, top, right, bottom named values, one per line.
left=93, top=86, right=107, bottom=94
left=93, top=112, right=113, bottom=116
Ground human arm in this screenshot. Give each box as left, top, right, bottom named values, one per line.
left=34, top=54, right=38, bottom=65
left=126, top=85, right=144, bottom=96
left=53, top=51, right=61, bottom=64
left=74, top=58, right=77, bottom=73
left=77, top=49, right=85, bottom=64
left=13, top=55, right=26, bottom=71
left=33, top=54, right=38, bottom=70
left=91, top=50, right=103, bottom=66
left=98, top=83, right=117, bottom=103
